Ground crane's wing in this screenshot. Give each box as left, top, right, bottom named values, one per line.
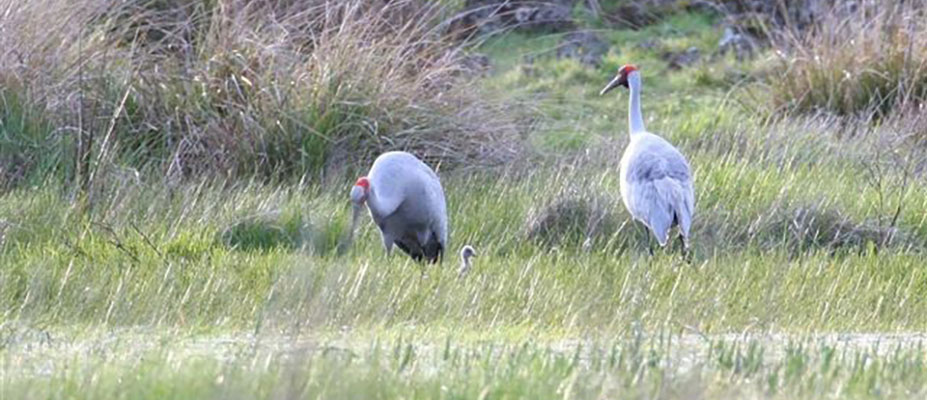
left=369, top=151, right=448, bottom=246
left=676, top=177, right=695, bottom=238
left=368, top=152, right=435, bottom=216
left=625, top=141, right=694, bottom=245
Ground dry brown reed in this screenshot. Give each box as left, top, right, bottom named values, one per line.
left=765, top=1, right=927, bottom=118
left=0, top=0, right=522, bottom=189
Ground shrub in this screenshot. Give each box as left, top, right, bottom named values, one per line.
left=766, top=2, right=927, bottom=117
left=0, top=89, right=63, bottom=187
left=0, top=0, right=522, bottom=189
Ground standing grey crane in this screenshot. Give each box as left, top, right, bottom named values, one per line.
left=600, top=64, right=695, bottom=252
left=349, top=151, right=448, bottom=262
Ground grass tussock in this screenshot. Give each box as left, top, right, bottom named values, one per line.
left=760, top=205, right=901, bottom=254
left=767, top=2, right=927, bottom=117
left=525, top=181, right=621, bottom=249
left=0, top=0, right=522, bottom=188
left=219, top=211, right=307, bottom=252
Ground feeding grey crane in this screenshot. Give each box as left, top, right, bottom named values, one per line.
left=600, top=64, right=695, bottom=253
left=349, top=151, right=448, bottom=263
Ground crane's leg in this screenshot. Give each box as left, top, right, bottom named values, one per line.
left=631, top=219, right=655, bottom=256
left=381, top=233, right=394, bottom=258
left=643, top=223, right=655, bottom=256
left=677, top=232, right=691, bottom=263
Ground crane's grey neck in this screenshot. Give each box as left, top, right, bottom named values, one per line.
left=628, top=72, right=645, bottom=135
left=364, top=185, right=382, bottom=216
left=458, top=245, right=475, bottom=277
left=458, top=254, right=472, bottom=277
left=349, top=185, right=379, bottom=243
left=348, top=203, right=362, bottom=243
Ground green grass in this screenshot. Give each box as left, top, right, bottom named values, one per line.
left=3, top=330, right=926, bottom=399
left=3, top=7, right=927, bottom=399
left=3, top=152, right=927, bottom=333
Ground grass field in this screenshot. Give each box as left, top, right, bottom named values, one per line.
left=2, top=1, right=927, bottom=399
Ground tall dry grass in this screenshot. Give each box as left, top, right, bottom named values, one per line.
left=766, top=1, right=927, bottom=118
left=0, top=0, right=521, bottom=189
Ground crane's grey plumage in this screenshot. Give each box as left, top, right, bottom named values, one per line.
left=350, top=151, right=448, bottom=262
left=601, top=65, right=695, bottom=250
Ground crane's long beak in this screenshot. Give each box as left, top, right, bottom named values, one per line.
left=348, top=203, right=362, bottom=242
left=338, top=203, right=363, bottom=255
left=599, top=75, right=624, bottom=96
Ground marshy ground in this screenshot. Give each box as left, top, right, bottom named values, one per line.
left=2, top=1, right=927, bottom=398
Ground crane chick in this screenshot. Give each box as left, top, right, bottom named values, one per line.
left=349, top=151, right=448, bottom=263
left=458, top=245, right=477, bottom=277
left=601, top=64, right=695, bottom=253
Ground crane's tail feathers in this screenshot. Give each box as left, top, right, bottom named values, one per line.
left=647, top=178, right=694, bottom=247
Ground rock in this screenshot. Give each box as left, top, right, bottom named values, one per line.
left=684, top=0, right=726, bottom=15
left=636, top=38, right=661, bottom=51
left=460, top=52, right=492, bottom=76
left=662, top=46, right=701, bottom=69
left=713, top=0, right=835, bottom=33
left=717, top=26, right=757, bottom=60
left=604, top=0, right=680, bottom=29
left=513, top=2, right=575, bottom=33
left=446, top=2, right=506, bottom=40
left=449, top=0, right=578, bottom=39
left=556, top=31, right=609, bottom=67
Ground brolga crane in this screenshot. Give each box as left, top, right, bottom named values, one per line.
left=349, top=151, right=448, bottom=263
left=600, top=64, right=695, bottom=254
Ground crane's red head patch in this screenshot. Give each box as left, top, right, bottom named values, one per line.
left=351, top=177, right=369, bottom=204
left=601, top=64, right=639, bottom=95
left=618, top=64, right=638, bottom=77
